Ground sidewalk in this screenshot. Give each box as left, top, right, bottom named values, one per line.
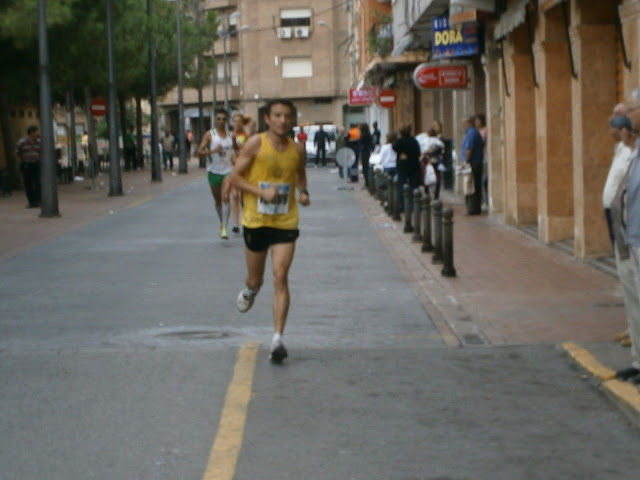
left=352, top=184, right=640, bottom=425
left=0, top=158, right=204, bottom=262
left=1, top=165, right=639, bottom=423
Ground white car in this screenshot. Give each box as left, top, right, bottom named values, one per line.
left=293, top=124, right=338, bottom=162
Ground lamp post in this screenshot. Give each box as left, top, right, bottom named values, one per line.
left=148, top=0, right=162, bottom=182
left=175, top=0, right=188, bottom=174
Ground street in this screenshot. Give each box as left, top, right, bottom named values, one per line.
left=1, top=168, right=640, bottom=479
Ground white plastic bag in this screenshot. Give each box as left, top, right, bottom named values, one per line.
left=424, top=163, right=437, bottom=186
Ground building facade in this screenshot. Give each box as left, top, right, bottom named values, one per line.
left=355, top=0, right=640, bottom=260
left=159, top=0, right=353, bottom=133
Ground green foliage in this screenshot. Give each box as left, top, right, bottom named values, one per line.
left=368, top=12, right=393, bottom=58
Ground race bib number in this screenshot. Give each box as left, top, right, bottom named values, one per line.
left=258, top=182, right=290, bottom=215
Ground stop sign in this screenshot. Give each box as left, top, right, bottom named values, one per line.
left=90, top=97, right=108, bottom=117
left=378, top=89, right=396, bottom=109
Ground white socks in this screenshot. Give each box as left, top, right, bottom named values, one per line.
left=222, top=202, right=230, bottom=228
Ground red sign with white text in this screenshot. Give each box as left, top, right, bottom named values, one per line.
left=413, top=64, right=468, bottom=90
left=349, top=87, right=377, bottom=106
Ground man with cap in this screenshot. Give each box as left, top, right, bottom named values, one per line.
left=614, top=102, right=640, bottom=385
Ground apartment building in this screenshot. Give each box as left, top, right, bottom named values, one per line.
left=159, top=0, right=355, bottom=134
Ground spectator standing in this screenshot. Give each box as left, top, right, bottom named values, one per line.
left=372, top=121, right=381, bottom=147
left=460, top=115, right=484, bottom=215
left=161, top=129, right=174, bottom=171
left=614, top=104, right=640, bottom=384
left=392, top=125, right=421, bottom=213
left=313, top=124, right=329, bottom=167
left=15, top=125, right=41, bottom=208
left=296, top=126, right=308, bottom=144
left=475, top=113, right=488, bottom=209
left=421, top=127, right=445, bottom=200
left=346, top=124, right=361, bottom=182
left=603, top=111, right=640, bottom=383
left=379, top=132, right=398, bottom=176
left=359, top=123, right=374, bottom=188
left=124, top=125, right=136, bottom=171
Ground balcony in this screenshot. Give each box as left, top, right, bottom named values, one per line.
left=203, top=0, right=237, bottom=9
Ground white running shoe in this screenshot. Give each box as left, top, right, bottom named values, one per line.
left=220, top=227, right=229, bottom=239
left=269, top=339, right=288, bottom=364
left=236, top=287, right=257, bottom=313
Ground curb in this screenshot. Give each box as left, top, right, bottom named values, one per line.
left=561, top=341, right=640, bottom=426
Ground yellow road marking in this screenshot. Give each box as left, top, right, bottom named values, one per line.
left=202, top=342, right=259, bottom=480
left=561, top=341, right=616, bottom=381
left=127, top=194, right=155, bottom=208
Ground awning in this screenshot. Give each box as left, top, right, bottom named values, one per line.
left=391, top=0, right=450, bottom=57
left=450, top=0, right=494, bottom=11
left=493, top=0, right=529, bottom=40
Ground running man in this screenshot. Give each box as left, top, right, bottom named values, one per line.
left=198, top=109, right=234, bottom=239
left=229, top=99, right=310, bottom=364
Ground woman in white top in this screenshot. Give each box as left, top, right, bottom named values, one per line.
left=379, top=132, right=398, bottom=175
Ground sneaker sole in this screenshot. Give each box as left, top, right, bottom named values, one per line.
left=269, top=345, right=288, bottom=364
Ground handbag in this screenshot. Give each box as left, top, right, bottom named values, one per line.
left=424, top=163, right=437, bottom=186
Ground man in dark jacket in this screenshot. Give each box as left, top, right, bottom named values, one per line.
left=313, top=124, right=329, bottom=167
left=392, top=125, right=421, bottom=213
left=460, top=115, right=484, bottom=215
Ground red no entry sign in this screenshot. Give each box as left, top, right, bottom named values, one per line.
left=90, top=97, right=108, bottom=117
left=378, top=89, right=396, bottom=109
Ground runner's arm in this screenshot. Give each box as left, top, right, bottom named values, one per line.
left=197, top=131, right=212, bottom=158
left=296, top=143, right=310, bottom=206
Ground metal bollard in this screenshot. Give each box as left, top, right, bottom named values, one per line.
left=421, top=193, right=433, bottom=252
left=412, top=189, right=423, bottom=243
left=377, top=171, right=386, bottom=204
left=403, top=184, right=414, bottom=233
left=441, top=207, right=457, bottom=277
left=392, top=176, right=401, bottom=221
left=384, top=173, right=392, bottom=213
left=431, top=200, right=443, bottom=264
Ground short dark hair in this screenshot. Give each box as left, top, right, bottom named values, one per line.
left=27, top=125, right=39, bottom=135
left=475, top=113, right=486, bottom=127
left=264, top=98, right=295, bottom=116
left=215, top=108, right=228, bottom=118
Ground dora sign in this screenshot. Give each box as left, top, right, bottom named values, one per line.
left=431, top=16, right=481, bottom=60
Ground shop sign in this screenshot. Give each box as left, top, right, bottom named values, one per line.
left=413, top=63, right=468, bottom=90
left=349, top=87, right=377, bottom=106
left=432, top=16, right=480, bottom=59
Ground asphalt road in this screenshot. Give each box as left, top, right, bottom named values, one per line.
left=1, top=169, right=640, bottom=479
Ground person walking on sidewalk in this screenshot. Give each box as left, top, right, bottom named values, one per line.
left=15, top=125, right=41, bottom=208
left=603, top=111, right=640, bottom=383
left=229, top=98, right=310, bottom=364
left=392, top=125, right=421, bottom=213
left=198, top=109, right=234, bottom=240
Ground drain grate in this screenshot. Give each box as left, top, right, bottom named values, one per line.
left=156, top=330, right=229, bottom=340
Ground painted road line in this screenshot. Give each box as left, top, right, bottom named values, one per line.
left=202, top=342, right=260, bottom=480
left=561, top=341, right=616, bottom=381
left=562, top=341, right=640, bottom=425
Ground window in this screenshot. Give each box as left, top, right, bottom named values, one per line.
left=282, top=57, right=313, bottom=78
left=280, top=8, right=311, bottom=27
left=230, top=60, right=239, bottom=86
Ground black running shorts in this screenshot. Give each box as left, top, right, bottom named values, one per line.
left=242, top=226, right=300, bottom=252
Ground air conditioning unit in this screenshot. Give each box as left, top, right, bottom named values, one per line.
left=277, top=27, right=292, bottom=39
left=294, top=27, right=310, bottom=38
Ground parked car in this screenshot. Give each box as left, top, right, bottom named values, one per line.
left=293, top=124, right=338, bottom=163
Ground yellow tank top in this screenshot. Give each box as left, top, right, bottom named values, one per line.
left=242, top=133, right=300, bottom=230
